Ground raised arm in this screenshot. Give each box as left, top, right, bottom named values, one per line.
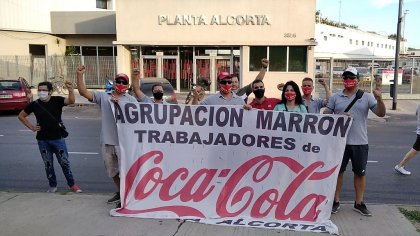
left=318, top=78, right=332, bottom=101
left=131, top=68, right=145, bottom=100
left=76, top=65, right=94, bottom=102
left=191, top=86, right=204, bottom=105
left=64, top=80, right=75, bottom=105
left=255, top=58, right=269, bottom=81
left=373, top=78, right=386, bottom=117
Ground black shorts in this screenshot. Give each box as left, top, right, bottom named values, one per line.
left=412, top=135, right=420, bottom=151
left=339, top=144, right=369, bottom=176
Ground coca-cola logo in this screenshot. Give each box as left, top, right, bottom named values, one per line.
left=117, top=150, right=337, bottom=222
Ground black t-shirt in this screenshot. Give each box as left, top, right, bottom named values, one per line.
left=24, top=96, right=66, bottom=140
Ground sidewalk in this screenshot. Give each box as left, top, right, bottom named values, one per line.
left=0, top=191, right=418, bottom=236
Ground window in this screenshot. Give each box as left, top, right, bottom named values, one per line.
left=249, top=47, right=267, bottom=71
left=362, top=41, right=364, bottom=46
left=288, top=46, right=307, bottom=72
left=249, top=46, right=307, bottom=72
left=385, top=44, right=388, bottom=49
left=96, top=0, right=107, bottom=9
left=269, top=47, right=287, bottom=71
left=29, top=45, right=46, bottom=56
left=356, top=40, right=359, bottom=45
left=82, top=46, right=97, bottom=56
left=377, top=43, right=379, bottom=48
left=349, top=39, right=352, bottom=44
left=98, top=47, right=114, bottom=56
left=324, top=36, right=327, bottom=41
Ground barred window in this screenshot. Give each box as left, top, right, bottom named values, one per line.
left=96, top=0, right=107, bottom=9
left=249, top=46, right=307, bottom=72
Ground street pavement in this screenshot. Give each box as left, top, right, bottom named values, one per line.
left=2, top=90, right=419, bottom=236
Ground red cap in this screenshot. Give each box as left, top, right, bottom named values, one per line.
left=114, top=73, right=129, bottom=83
left=218, top=71, right=232, bottom=81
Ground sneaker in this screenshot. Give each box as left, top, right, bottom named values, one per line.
left=394, top=165, right=411, bottom=175
left=353, top=202, right=372, bottom=216
left=331, top=201, right=340, bottom=214
left=71, top=184, right=82, bottom=193
left=115, top=202, right=121, bottom=209
left=47, top=186, right=57, bottom=193
left=107, top=192, right=120, bottom=204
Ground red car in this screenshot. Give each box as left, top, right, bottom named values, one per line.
left=0, top=77, right=33, bottom=112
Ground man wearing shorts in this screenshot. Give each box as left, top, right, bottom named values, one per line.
left=76, top=65, right=138, bottom=206
left=324, top=67, right=385, bottom=216
left=394, top=103, right=420, bottom=175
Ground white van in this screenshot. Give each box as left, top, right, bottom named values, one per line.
left=368, top=63, right=380, bottom=69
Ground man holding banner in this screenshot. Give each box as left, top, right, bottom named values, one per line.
left=324, top=67, right=386, bottom=216
left=192, top=72, right=245, bottom=105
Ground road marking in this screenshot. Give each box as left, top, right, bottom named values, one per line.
left=18, top=130, right=32, bottom=132
left=367, top=161, right=378, bottom=163
left=69, top=152, right=99, bottom=155
left=74, top=116, right=99, bottom=120
left=0, top=134, right=3, bottom=137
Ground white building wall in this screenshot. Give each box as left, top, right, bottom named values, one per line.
left=315, top=23, right=397, bottom=59
left=0, top=0, right=113, bottom=33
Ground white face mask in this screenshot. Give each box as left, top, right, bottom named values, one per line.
left=38, top=91, right=50, bottom=101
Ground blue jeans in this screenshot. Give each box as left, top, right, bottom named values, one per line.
left=37, top=139, right=75, bottom=188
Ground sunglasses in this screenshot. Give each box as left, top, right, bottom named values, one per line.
left=343, top=76, right=357, bottom=80
left=115, top=80, right=128, bottom=85
left=219, top=80, right=232, bottom=85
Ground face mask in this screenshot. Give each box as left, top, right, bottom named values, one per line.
left=284, top=92, right=296, bottom=101
left=114, top=84, right=128, bottom=94
left=253, top=89, right=265, bottom=99
left=302, top=87, right=313, bottom=96
left=343, top=79, right=358, bottom=89
left=153, top=92, right=164, bottom=100
left=38, top=91, right=50, bottom=101
left=220, top=84, right=232, bottom=94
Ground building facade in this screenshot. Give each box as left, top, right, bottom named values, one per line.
left=113, top=0, right=316, bottom=96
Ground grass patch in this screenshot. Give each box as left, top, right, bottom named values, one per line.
left=399, top=207, right=420, bottom=232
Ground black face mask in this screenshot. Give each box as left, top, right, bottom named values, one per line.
left=153, top=92, right=164, bottom=100
left=253, top=89, right=265, bottom=99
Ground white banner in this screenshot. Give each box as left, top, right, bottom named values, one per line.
left=110, top=103, right=352, bottom=235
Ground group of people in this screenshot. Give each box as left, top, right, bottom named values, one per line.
left=25, top=57, right=420, bottom=218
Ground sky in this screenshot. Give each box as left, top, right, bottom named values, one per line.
left=316, top=0, right=420, bottom=49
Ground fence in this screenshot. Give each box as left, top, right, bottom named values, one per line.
left=0, top=55, right=117, bottom=88
left=314, top=58, right=420, bottom=97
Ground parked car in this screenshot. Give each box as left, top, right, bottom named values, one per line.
left=129, top=77, right=177, bottom=104
left=355, top=67, right=371, bottom=82
left=373, top=68, right=387, bottom=81
left=0, top=77, right=33, bottom=112
left=332, top=66, right=345, bottom=78
left=402, top=68, right=419, bottom=84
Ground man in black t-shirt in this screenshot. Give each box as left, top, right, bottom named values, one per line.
left=18, top=81, right=82, bottom=193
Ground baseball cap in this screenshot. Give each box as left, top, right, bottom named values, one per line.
left=218, top=71, right=232, bottom=81
left=114, top=73, right=129, bottom=83
left=342, top=67, right=358, bottom=77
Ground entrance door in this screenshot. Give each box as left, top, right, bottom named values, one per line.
left=143, top=56, right=157, bottom=77
left=194, top=56, right=232, bottom=93
left=162, top=57, right=178, bottom=90
left=195, top=57, right=211, bottom=91
left=143, top=55, right=179, bottom=91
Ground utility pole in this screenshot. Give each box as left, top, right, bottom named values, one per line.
left=392, top=0, right=403, bottom=110
left=338, top=0, right=342, bottom=25
left=402, top=10, right=409, bottom=40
